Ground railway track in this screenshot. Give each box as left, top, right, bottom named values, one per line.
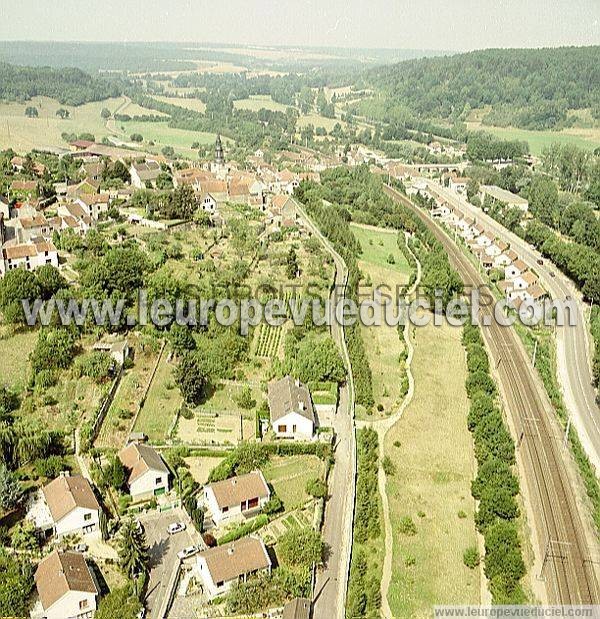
left=384, top=185, right=599, bottom=604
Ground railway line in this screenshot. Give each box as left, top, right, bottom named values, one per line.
left=384, top=185, right=599, bottom=605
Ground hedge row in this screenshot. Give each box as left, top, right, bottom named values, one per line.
left=462, top=324, right=526, bottom=604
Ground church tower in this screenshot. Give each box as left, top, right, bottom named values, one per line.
left=214, top=134, right=225, bottom=165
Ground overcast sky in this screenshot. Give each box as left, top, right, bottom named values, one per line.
left=1, top=0, right=598, bottom=51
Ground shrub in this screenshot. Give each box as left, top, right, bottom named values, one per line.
left=382, top=455, right=396, bottom=476
left=218, top=514, right=268, bottom=545
left=463, top=546, right=480, bottom=569
left=306, top=478, right=328, bottom=499
left=398, top=516, right=417, bottom=536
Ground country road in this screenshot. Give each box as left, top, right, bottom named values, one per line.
left=385, top=185, right=600, bottom=605
left=295, top=201, right=356, bottom=619
left=426, top=180, right=600, bottom=473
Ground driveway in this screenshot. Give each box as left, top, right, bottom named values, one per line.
left=140, top=507, right=203, bottom=619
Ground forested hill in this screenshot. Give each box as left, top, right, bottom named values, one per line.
left=0, top=62, right=122, bottom=106
left=368, top=46, right=600, bottom=130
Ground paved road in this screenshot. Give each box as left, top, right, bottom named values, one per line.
left=141, top=508, right=200, bottom=619
left=426, top=180, right=600, bottom=472
left=386, top=185, right=600, bottom=604
left=296, top=202, right=356, bottom=619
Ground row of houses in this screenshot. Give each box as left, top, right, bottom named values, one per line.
left=434, top=201, right=546, bottom=308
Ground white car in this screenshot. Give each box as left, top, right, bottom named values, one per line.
left=177, top=545, right=200, bottom=560
left=167, top=522, right=186, bottom=535
left=74, top=543, right=88, bottom=553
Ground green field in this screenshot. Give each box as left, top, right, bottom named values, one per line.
left=0, top=96, right=126, bottom=153
left=297, top=113, right=344, bottom=132
left=152, top=95, right=206, bottom=114
left=0, top=329, right=37, bottom=390
left=233, top=95, right=289, bottom=113
left=385, top=320, right=480, bottom=616
left=466, top=121, right=600, bottom=155
left=351, top=224, right=411, bottom=275
left=117, top=119, right=222, bottom=157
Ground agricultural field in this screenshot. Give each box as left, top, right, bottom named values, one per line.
left=466, top=117, right=600, bottom=155
left=152, top=95, right=207, bottom=114
left=351, top=223, right=411, bottom=276
left=233, top=95, right=290, bottom=113
left=297, top=113, right=344, bottom=132
left=0, top=96, right=126, bottom=152
left=385, top=319, right=480, bottom=617
left=263, top=455, right=324, bottom=511
left=114, top=119, right=221, bottom=157
left=253, top=323, right=284, bottom=359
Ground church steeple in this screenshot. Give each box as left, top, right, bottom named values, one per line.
left=215, top=134, right=225, bottom=165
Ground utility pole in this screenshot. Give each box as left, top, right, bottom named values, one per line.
left=531, top=339, right=538, bottom=367
left=563, top=413, right=572, bottom=450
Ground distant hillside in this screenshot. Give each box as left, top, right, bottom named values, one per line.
left=368, top=46, right=600, bottom=130
left=0, top=62, right=122, bottom=106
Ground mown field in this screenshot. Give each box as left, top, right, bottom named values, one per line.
left=385, top=319, right=480, bottom=617
left=152, top=95, right=207, bottom=114
left=0, top=96, right=126, bottom=152
left=263, top=455, right=324, bottom=511
left=0, top=328, right=37, bottom=390
left=233, top=95, right=289, bottom=113
left=466, top=119, right=600, bottom=155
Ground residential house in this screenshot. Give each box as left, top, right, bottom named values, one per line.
left=32, top=550, right=98, bottom=619
left=268, top=376, right=316, bottom=440
left=200, top=192, right=218, bottom=215
left=66, top=179, right=100, bottom=200
left=203, top=470, right=271, bottom=526
left=41, top=474, right=101, bottom=539
left=195, top=536, right=272, bottom=600
left=129, top=160, right=161, bottom=189
left=505, top=259, right=528, bottom=280
left=449, top=175, right=468, bottom=194
left=92, top=338, right=130, bottom=366
left=78, top=161, right=105, bottom=183
left=57, top=203, right=94, bottom=234
left=118, top=442, right=170, bottom=501
left=10, top=179, right=38, bottom=200
left=75, top=194, right=110, bottom=221
left=1, top=238, right=59, bottom=277
left=270, top=195, right=299, bottom=228
left=13, top=214, right=52, bottom=243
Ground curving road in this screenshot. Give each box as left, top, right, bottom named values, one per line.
left=424, top=180, right=600, bottom=473
left=295, top=202, right=357, bottom=619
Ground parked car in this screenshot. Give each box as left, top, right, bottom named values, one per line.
left=177, top=545, right=200, bottom=560
left=74, top=543, right=88, bottom=553
left=537, top=258, right=544, bottom=265
left=167, top=522, right=186, bottom=535
left=136, top=608, right=146, bottom=619
left=550, top=271, right=556, bottom=277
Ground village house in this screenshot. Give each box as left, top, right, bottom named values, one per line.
left=36, top=473, right=101, bottom=540
left=31, top=550, right=99, bottom=619
left=268, top=376, right=316, bottom=440
left=10, top=179, right=38, bottom=200
left=118, top=442, right=170, bottom=501
left=92, top=338, right=130, bottom=366
left=195, top=536, right=272, bottom=600
left=67, top=178, right=100, bottom=200
left=203, top=470, right=271, bottom=526
left=57, top=203, right=94, bottom=233
left=13, top=214, right=52, bottom=243
left=200, top=192, right=218, bottom=215
left=270, top=194, right=299, bottom=228
left=129, top=160, right=161, bottom=189
left=449, top=175, right=469, bottom=194
left=74, top=193, right=110, bottom=220
left=505, top=259, right=528, bottom=280
left=0, top=238, right=59, bottom=277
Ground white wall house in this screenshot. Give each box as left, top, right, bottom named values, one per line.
left=1, top=238, right=59, bottom=277
left=119, top=442, right=170, bottom=502
left=268, top=376, right=316, bottom=440
left=196, top=537, right=271, bottom=600
left=203, top=470, right=270, bottom=526
left=200, top=192, right=218, bottom=214
left=41, top=474, right=101, bottom=540
left=32, top=550, right=98, bottom=619
left=505, top=259, right=528, bottom=280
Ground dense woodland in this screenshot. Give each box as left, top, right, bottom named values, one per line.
left=0, top=62, right=122, bottom=105
left=368, top=46, right=600, bottom=129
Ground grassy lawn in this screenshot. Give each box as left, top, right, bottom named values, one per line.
left=351, top=224, right=411, bottom=276
left=263, top=455, right=324, bottom=511
left=0, top=329, right=37, bottom=390
left=0, top=96, right=126, bottom=152
left=466, top=120, right=600, bottom=155
left=133, top=351, right=180, bottom=443
left=183, top=456, right=225, bottom=486
left=233, top=95, right=290, bottom=113
left=385, top=318, right=480, bottom=617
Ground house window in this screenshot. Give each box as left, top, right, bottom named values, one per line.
left=278, top=425, right=287, bottom=433
left=79, top=599, right=88, bottom=609
left=84, top=513, right=92, bottom=521
left=292, top=425, right=297, bottom=433
left=222, top=506, right=229, bottom=513
left=248, top=497, right=259, bottom=509
left=216, top=581, right=224, bottom=588
left=155, top=477, right=162, bottom=485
